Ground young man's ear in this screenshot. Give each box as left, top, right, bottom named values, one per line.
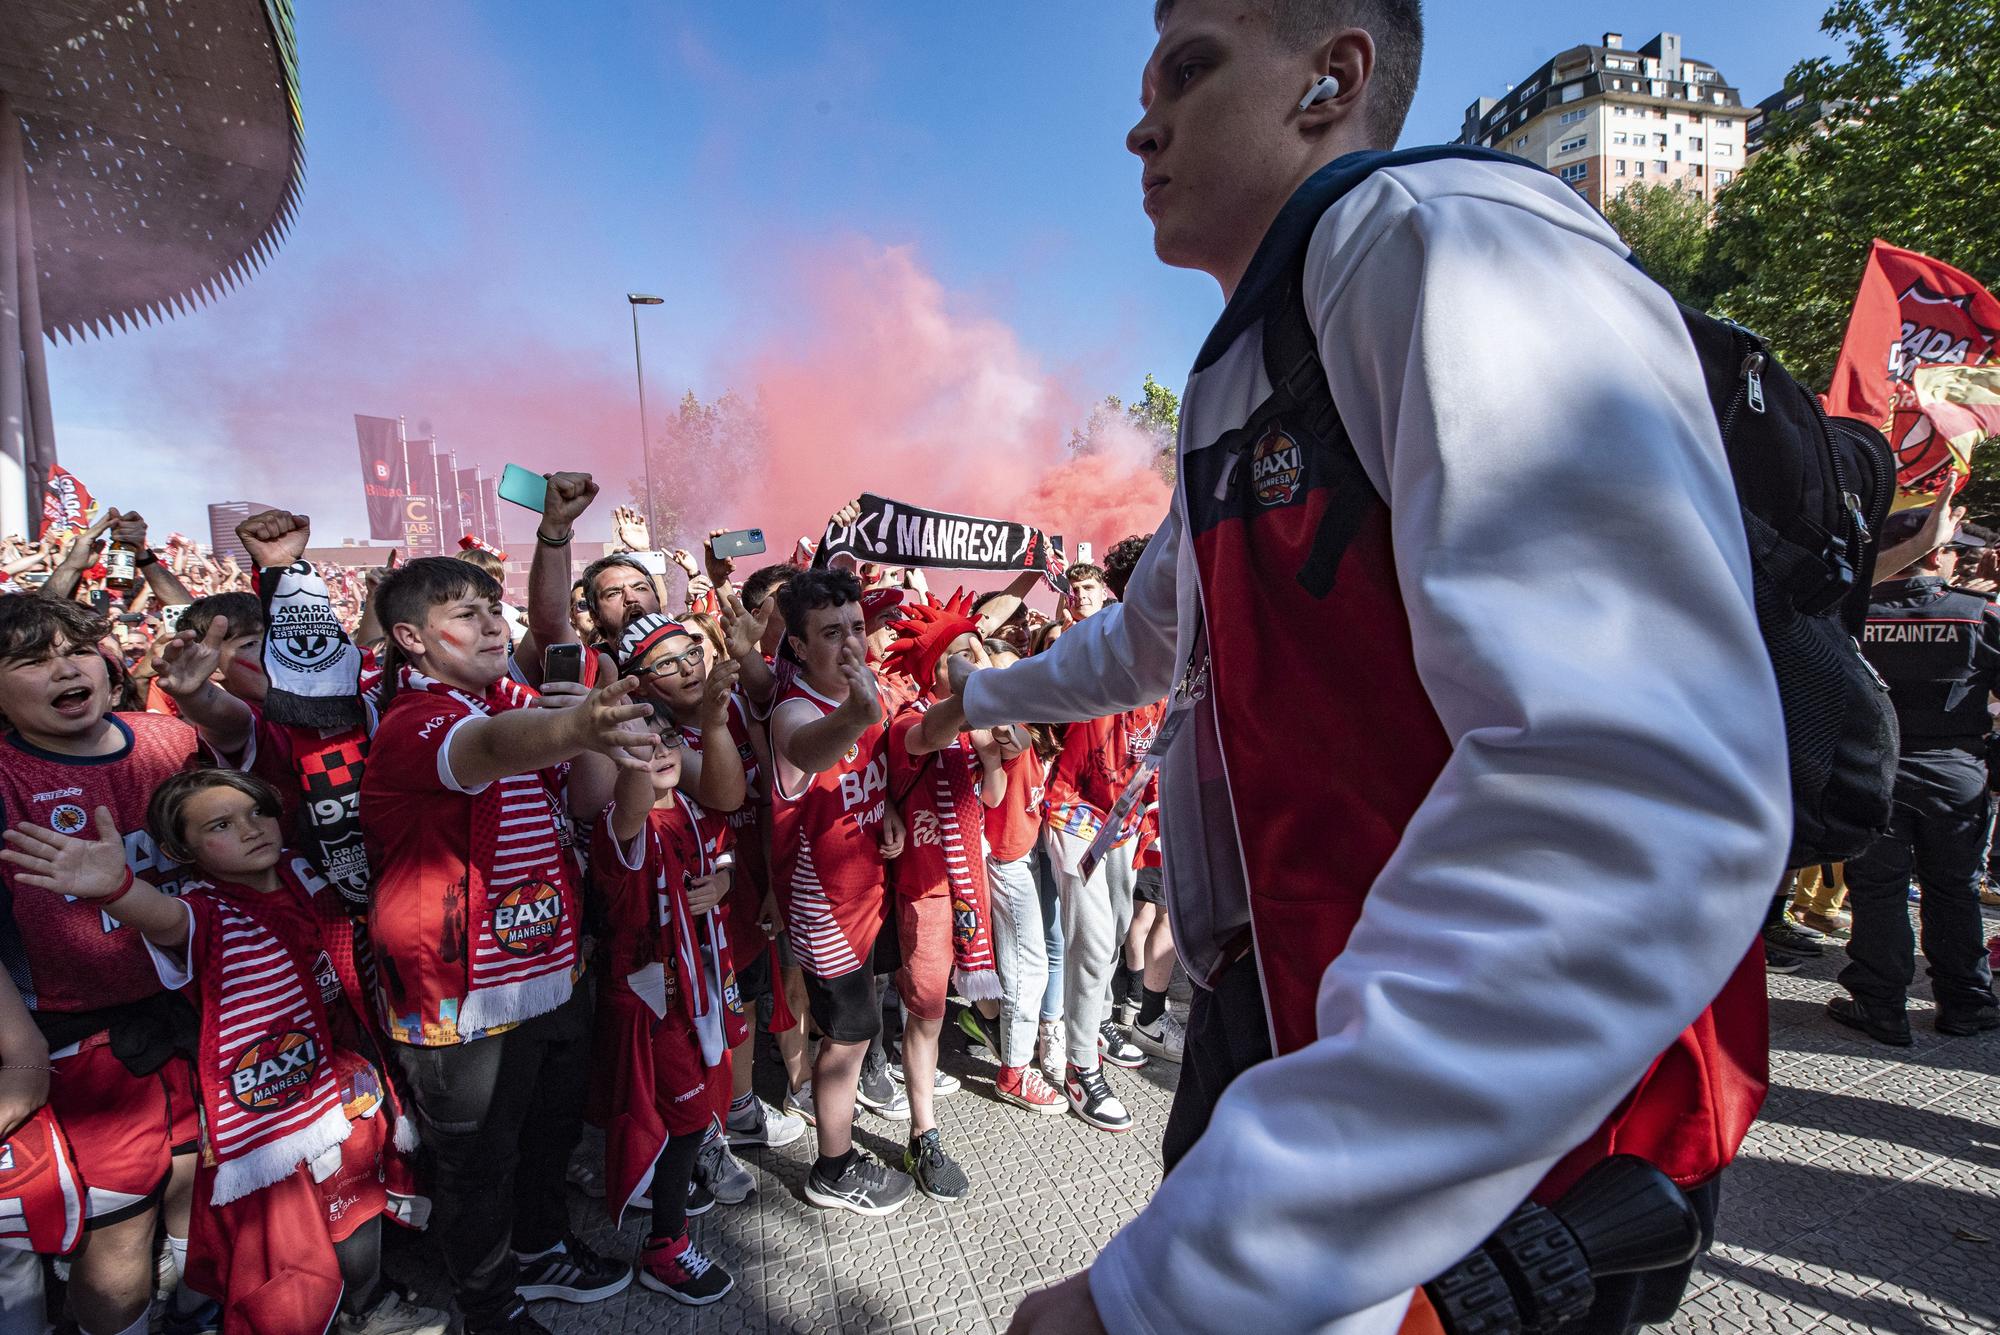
left=1297, top=29, right=1374, bottom=132
left=389, top=621, right=428, bottom=657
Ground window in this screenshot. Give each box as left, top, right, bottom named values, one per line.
left=1690, top=112, right=1703, bottom=124
left=1516, top=136, right=1528, bottom=150
left=1784, top=93, right=1805, bottom=111
left=1612, top=131, right=1627, bottom=145
left=1654, top=160, right=1668, bottom=174
left=1690, top=136, right=1703, bottom=150
left=1654, top=133, right=1668, bottom=148
left=1615, top=160, right=1627, bottom=176
left=1656, top=108, right=1668, bottom=119
left=1692, top=164, right=1704, bottom=177
left=1559, top=108, right=1588, bottom=125
left=1716, top=169, right=1733, bottom=185
left=1715, top=143, right=1733, bottom=157
left=1635, top=161, right=1646, bottom=176
left=1674, top=150, right=1682, bottom=161
left=1559, top=135, right=1587, bottom=153
left=1559, top=163, right=1588, bottom=183
left=1560, top=83, right=1583, bottom=103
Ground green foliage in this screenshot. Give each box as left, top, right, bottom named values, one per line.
left=1703, top=0, right=2000, bottom=389
left=1602, top=183, right=1712, bottom=307
left=628, top=388, right=767, bottom=544
left=1068, top=373, right=1181, bottom=484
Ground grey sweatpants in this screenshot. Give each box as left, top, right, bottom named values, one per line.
left=986, top=850, right=1048, bottom=1068
left=1045, top=827, right=1138, bottom=1071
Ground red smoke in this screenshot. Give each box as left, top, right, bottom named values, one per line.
left=705, top=241, right=1170, bottom=555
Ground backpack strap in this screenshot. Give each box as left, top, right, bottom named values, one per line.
left=1258, top=258, right=1381, bottom=599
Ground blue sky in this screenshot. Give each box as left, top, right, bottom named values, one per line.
left=43, top=1, right=1839, bottom=544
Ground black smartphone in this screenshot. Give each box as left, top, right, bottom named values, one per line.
left=709, top=528, right=766, bottom=560
left=542, top=642, right=586, bottom=685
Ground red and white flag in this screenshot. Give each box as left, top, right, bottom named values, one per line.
left=38, top=465, right=96, bottom=538
left=1823, top=240, right=2000, bottom=492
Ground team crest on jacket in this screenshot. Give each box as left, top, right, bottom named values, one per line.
left=493, top=882, right=563, bottom=955
left=842, top=742, right=860, bottom=764
left=48, top=804, right=88, bottom=835
left=1251, top=425, right=1303, bottom=507
left=230, top=1031, right=321, bottom=1111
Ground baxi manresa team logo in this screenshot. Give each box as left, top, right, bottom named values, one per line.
left=1252, top=424, right=1304, bottom=507
left=230, top=1031, right=321, bottom=1111
left=493, top=882, right=563, bottom=956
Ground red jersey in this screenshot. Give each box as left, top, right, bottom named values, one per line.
left=247, top=711, right=373, bottom=906
left=768, top=677, right=890, bottom=979
left=1045, top=701, right=1165, bottom=847
left=591, top=800, right=733, bottom=983
left=360, top=687, right=577, bottom=1046
left=886, top=705, right=989, bottom=903
left=0, top=713, right=203, bottom=1012
left=984, top=746, right=1047, bottom=864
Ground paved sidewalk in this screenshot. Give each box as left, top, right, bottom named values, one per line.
left=414, top=908, right=2000, bottom=1335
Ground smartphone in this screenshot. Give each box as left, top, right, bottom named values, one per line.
left=497, top=464, right=546, bottom=513
left=156, top=605, right=187, bottom=634
left=709, top=528, right=766, bottom=560
left=1075, top=541, right=1094, bottom=566
left=629, top=549, right=669, bottom=577
left=543, top=642, right=586, bottom=685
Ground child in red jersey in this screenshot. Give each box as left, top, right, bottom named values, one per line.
left=766, top=569, right=914, bottom=1217
left=2, top=769, right=447, bottom=1335
left=591, top=729, right=745, bottom=1306
left=881, top=594, right=1020, bottom=1197
left=0, top=596, right=207, bottom=1335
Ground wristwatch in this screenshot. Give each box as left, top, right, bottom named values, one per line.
left=135, top=549, right=158, bottom=568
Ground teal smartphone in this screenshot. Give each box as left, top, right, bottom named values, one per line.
left=497, top=464, right=546, bottom=512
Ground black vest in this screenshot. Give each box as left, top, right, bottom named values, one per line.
left=1859, top=578, right=1996, bottom=745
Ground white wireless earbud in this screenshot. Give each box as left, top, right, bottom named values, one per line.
left=1298, top=75, right=1342, bottom=110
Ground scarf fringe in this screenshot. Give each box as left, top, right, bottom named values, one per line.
left=393, top=1115, right=418, bottom=1155
left=208, top=1106, right=352, bottom=1209
left=457, top=970, right=575, bottom=1035
left=952, top=966, right=1002, bottom=1004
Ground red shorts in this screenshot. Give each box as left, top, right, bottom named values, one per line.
left=162, top=1050, right=201, bottom=1153
left=318, top=1109, right=390, bottom=1244
left=894, top=891, right=954, bottom=1022
left=49, top=1044, right=182, bottom=1224
left=652, top=1011, right=716, bottom=1138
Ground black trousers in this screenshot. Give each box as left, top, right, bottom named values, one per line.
left=392, top=983, right=592, bottom=1324
left=1163, top=954, right=1717, bottom=1333
left=1839, top=748, right=1999, bottom=1016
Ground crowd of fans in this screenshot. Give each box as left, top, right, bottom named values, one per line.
left=0, top=473, right=1183, bottom=1335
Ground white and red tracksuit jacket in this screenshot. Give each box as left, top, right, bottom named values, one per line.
left=965, top=154, right=1790, bottom=1333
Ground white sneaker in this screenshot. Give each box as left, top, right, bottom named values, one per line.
left=336, top=1290, right=450, bottom=1335
left=727, top=1095, right=807, bottom=1149
left=785, top=1080, right=817, bottom=1126
left=1036, top=1020, right=1065, bottom=1083
left=1132, top=1010, right=1186, bottom=1063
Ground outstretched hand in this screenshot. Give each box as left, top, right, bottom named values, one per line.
left=152, top=617, right=233, bottom=698
left=0, top=807, right=130, bottom=899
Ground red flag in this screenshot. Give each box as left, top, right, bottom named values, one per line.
left=39, top=465, right=96, bottom=539
left=1824, top=240, right=2000, bottom=491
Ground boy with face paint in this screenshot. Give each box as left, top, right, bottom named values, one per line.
left=360, top=557, right=651, bottom=1335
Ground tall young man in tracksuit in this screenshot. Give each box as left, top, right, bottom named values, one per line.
left=941, top=2, right=1792, bottom=1333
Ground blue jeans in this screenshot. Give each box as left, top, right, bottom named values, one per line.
left=1031, top=839, right=1063, bottom=1022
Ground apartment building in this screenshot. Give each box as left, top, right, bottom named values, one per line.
left=1453, top=32, right=1752, bottom=209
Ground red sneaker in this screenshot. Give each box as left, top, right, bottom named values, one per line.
left=638, top=1232, right=734, bottom=1306
left=995, top=1063, right=1066, bottom=1115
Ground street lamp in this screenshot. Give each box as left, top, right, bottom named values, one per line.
left=627, top=293, right=665, bottom=538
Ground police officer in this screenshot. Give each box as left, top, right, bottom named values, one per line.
left=1833, top=508, right=2000, bottom=1044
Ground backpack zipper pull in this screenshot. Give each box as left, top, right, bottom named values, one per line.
left=1843, top=490, right=1869, bottom=542
left=1742, top=350, right=1767, bottom=415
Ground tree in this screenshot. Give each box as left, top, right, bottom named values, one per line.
left=628, top=388, right=768, bottom=545
left=1701, top=0, right=2000, bottom=389
left=1067, top=373, right=1181, bottom=483
left=1601, top=182, right=1711, bottom=306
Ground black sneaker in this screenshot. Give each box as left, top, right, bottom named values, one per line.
left=462, top=1302, right=553, bottom=1335
left=162, top=1301, right=222, bottom=1335
left=1097, top=1019, right=1148, bottom=1069
left=803, top=1150, right=915, bottom=1216
left=1064, top=1063, right=1133, bottom=1133
left=1826, top=996, right=1912, bottom=1047
left=1764, top=947, right=1807, bottom=975
left=904, top=1128, right=971, bottom=1201
left=686, top=1175, right=715, bottom=1217
left=1936, top=1003, right=2000, bottom=1036
left=514, top=1234, right=633, bottom=1304
left=1762, top=917, right=1825, bottom=958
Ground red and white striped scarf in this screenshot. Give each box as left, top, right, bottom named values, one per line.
left=642, top=794, right=748, bottom=1064
left=929, top=748, right=1000, bottom=1002
left=399, top=666, right=580, bottom=1033
left=187, top=892, right=350, bottom=1208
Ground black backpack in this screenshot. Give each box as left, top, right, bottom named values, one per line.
left=1254, top=147, right=1898, bottom=870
